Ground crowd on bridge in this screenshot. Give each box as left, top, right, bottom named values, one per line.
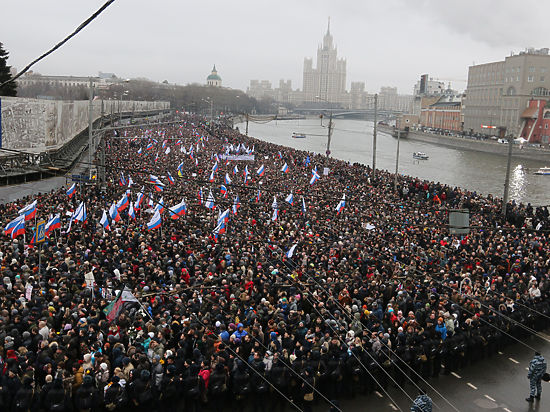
left=0, top=114, right=549, bottom=412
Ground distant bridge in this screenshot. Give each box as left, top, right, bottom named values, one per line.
left=292, top=107, right=404, bottom=120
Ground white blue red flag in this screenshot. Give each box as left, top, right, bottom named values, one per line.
left=100, top=210, right=110, bottom=231
left=147, top=210, right=162, bottom=231
left=336, top=194, right=346, bottom=215
left=205, top=190, right=215, bottom=209
left=66, top=183, right=76, bottom=199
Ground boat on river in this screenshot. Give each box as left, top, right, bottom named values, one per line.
left=292, top=132, right=306, bottom=139
left=413, top=152, right=429, bottom=160
left=534, top=167, right=550, bottom=175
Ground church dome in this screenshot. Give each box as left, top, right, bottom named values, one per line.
left=207, top=73, right=221, bottom=81
left=207, top=65, right=221, bottom=82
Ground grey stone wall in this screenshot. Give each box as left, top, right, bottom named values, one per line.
left=0, top=97, right=169, bottom=151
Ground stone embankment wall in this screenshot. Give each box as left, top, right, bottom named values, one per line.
left=378, top=125, right=550, bottom=163
left=0, top=97, right=169, bottom=151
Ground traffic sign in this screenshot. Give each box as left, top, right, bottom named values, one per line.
left=36, top=220, right=46, bottom=244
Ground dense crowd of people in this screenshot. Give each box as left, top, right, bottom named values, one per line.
left=0, top=114, right=549, bottom=412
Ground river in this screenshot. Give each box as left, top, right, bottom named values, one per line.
left=236, top=118, right=550, bottom=206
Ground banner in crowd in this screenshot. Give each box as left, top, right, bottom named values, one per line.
left=220, top=154, right=255, bottom=161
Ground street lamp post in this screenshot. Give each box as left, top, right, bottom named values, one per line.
left=372, top=93, right=378, bottom=181
left=394, top=129, right=401, bottom=191
left=202, top=98, right=214, bottom=124
left=88, top=78, right=94, bottom=179
left=316, top=96, right=333, bottom=157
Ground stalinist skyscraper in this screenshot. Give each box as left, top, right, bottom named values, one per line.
left=302, top=18, right=347, bottom=104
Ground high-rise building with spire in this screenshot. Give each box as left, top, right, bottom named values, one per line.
left=302, top=18, right=347, bottom=105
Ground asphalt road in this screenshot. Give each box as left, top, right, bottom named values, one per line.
left=323, top=332, right=550, bottom=412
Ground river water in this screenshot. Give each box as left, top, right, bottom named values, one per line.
left=236, top=118, right=550, bottom=206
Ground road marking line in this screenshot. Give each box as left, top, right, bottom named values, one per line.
left=374, top=391, right=383, bottom=398
left=508, top=357, right=519, bottom=364
left=484, top=394, right=496, bottom=402
left=467, top=382, right=478, bottom=390
left=451, top=372, right=462, bottom=379
left=498, top=351, right=504, bottom=355
left=503, top=408, right=512, bottom=412
left=389, top=403, right=398, bottom=411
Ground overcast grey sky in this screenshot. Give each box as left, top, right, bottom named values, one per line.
left=3, top=0, right=550, bottom=94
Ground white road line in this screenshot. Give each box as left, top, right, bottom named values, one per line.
left=451, top=372, right=462, bottom=379
left=503, top=408, right=512, bottom=412
left=467, top=382, right=478, bottom=390
left=484, top=394, right=496, bottom=402
left=374, top=391, right=383, bottom=398
left=498, top=351, right=504, bottom=355
left=508, top=357, right=519, bottom=364
left=389, top=403, right=398, bottom=411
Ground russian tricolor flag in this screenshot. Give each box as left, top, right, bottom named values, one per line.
left=301, top=197, right=307, bottom=215
left=128, top=202, right=136, bottom=220
left=18, top=200, right=37, bottom=221
left=336, top=194, right=346, bottom=215
left=73, top=202, right=87, bottom=223
left=169, top=199, right=187, bottom=220
left=233, top=165, right=239, bottom=175
left=100, top=210, right=110, bottom=231
left=167, top=172, right=175, bottom=185
left=137, top=147, right=142, bottom=155
left=205, top=190, right=215, bottom=209
left=310, top=169, right=320, bottom=185
left=11, top=218, right=25, bottom=239
left=255, top=190, right=261, bottom=203
left=285, top=192, right=294, bottom=206
left=232, top=196, right=240, bottom=215
left=117, top=194, right=129, bottom=212
left=45, top=214, right=61, bottom=237
left=212, top=162, right=219, bottom=173
left=134, top=192, right=144, bottom=210
left=209, top=170, right=215, bottom=182
left=109, top=203, right=121, bottom=222
left=119, top=173, right=127, bottom=186
left=225, top=173, right=232, bottom=185
left=257, top=164, right=265, bottom=177
left=4, top=215, right=25, bottom=236
left=281, top=163, right=289, bottom=173
left=220, top=185, right=228, bottom=198
left=147, top=210, right=162, bottom=231
left=67, top=183, right=76, bottom=199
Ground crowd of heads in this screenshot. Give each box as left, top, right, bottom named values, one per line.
left=0, top=114, right=549, bottom=411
